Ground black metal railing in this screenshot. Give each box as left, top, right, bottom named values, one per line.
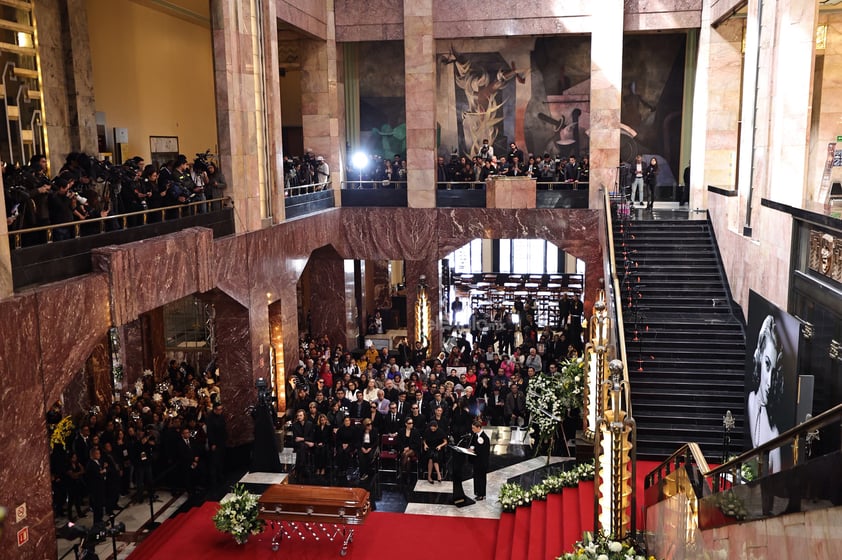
left=284, top=180, right=330, bottom=197
left=342, top=180, right=407, bottom=189
left=6, top=197, right=231, bottom=249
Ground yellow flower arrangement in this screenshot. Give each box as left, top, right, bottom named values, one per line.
left=49, top=416, right=75, bottom=450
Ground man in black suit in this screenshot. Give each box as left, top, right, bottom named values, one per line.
left=469, top=421, right=491, bottom=500
left=85, top=447, right=107, bottom=523
left=291, top=409, right=315, bottom=478
left=176, top=427, right=200, bottom=494
left=382, top=401, right=404, bottom=435
left=350, top=392, right=368, bottom=419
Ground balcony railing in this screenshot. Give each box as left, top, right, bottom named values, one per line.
left=284, top=181, right=334, bottom=219
left=6, top=197, right=234, bottom=290
left=340, top=180, right=407, bottom=207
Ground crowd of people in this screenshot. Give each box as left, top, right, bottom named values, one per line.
left=283, top=152, right=331, bottom=194
left=48, top=360, right=226, bottom=526
left=4, top=151, right=227, bottom=242
left=436, top=141, right=589, bottom=186
left=286, top=301, right=584, bottom=485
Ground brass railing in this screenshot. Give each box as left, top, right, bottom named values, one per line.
left=342, top=180, right=407, bottom=189
left=6, top=196, right=231, bottom=249
left=602, top=187, right=632, bottom=414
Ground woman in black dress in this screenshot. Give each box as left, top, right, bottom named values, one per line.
left=335, top=415, right=357, bottom=472
left=397, top=416, right=422, bottom=477
left=422, top=421, right=447, bottom=483
left=313, top=413, right=332, bottom=476
left=644, top=157, right=658, bottom=209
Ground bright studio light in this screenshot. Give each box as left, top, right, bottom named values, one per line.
left=351, top=151, right=369, bottom=170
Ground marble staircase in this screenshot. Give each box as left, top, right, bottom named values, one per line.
left=613, top=217, right=747, bottom=460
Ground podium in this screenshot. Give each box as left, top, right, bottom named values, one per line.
left=486, top=176, right=537, bottom=208
left=449, top=445, right=476, bottom=508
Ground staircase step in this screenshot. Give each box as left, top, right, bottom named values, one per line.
left=526, top=499, right=547, bottom=560
left=561, top=487, right=581, bottom=552
left=511, top=505, right=531, bottom=560
left=545, top=493, right=565, bottom=559
left=578, top=480, right=596, bottom=536
left=494, top=512, right=516, bottom=560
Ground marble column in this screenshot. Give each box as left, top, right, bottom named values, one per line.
left=690, top=5, right=743, bottom=210
left=204, top=292, right=255, bottom=446
left=588, top=0, right=624, bottom=208
left=86, top=335, right=113, bottom=410
left=405, top=259, right=441, bottom=353
left=309, top=247, right=350, bottom=348
left=211, top=0, right=284, bottom=230
left=763, top=0, right=817, bottom=207
left=120, top=319, right=144, bottom=389
left=0, top=181, right=10, bottom=299
left=300, top=2, right=344, bottom=193
left=404, top=0, right=436, bottom=208
left=35, top=0, right=99, bottom=172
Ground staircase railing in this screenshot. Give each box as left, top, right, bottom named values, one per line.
left=600, top=187, right=632, bottom=414
left=644, top=402, right=842, bottom=516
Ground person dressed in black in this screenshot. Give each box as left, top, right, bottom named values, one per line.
left=357, top=418, right=379, bottom=481
left=397, top=417, right=422, bottom=479
left=85, top=447, right=108, bottom=524
left=335, top=415, right=357, bottom=473
left=313, top=414, right=332, bottom=476
left=65, top=452, right=86, bottom=520
left=644, top=157, right=658, bottom=209
left=176, top=427, right=201, bottom=494
left=422, top=421, right=447, bottom=484
left=468, top=420, right=491, bottom=500
left=206, top=403, right=227, bottom=489
left=291, top=409, right=315, bottom=478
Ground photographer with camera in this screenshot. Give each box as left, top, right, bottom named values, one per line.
left=205, top=161, right=227, bottom=203
left=172, top=154, right=204, bottom=212
left=48, top=175, right=78, bottom=241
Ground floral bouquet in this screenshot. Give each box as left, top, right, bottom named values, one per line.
left=558, top=531, right=655, bottom=560
left=525, top=357, right=585, bottom=462
left=212, top=484, right=265, bottom=544
left=50, top=416, right=75, bottom=450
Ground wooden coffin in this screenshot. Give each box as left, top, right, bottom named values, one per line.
left=258, top=484, right=371, bottom=526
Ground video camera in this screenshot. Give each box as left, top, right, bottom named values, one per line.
left=193, top=149, right=216, bottom=174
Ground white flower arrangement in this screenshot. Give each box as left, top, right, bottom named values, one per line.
left=213, top=484, right=265, bottom=544
left=557, top=531, right=655, bottom=560
left=525, top=358, right=586, bottom=461
left=498, top=461, right=596, bottom=512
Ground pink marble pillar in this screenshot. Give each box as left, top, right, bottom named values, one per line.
left=309, top=247, right=350, bottom=349
left=588, top=0, right=624, bottom=207
left=405, top=259, right=441, bottom=354
left=404, top=0, right=436, bottom=208
left=300, top=22, right=344, bottom=193
left=205, top=292, right=255, bottom=446
left=211, top=0, right=284, bottom=230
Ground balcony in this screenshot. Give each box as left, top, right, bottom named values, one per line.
left=284, top=181, right=335, bottom=219
left=7, top=198, right=234, bottom=290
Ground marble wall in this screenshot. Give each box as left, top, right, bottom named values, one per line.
left=34, top=0, right=99, bottom=172
left=335, top=0, right=702, bottom=41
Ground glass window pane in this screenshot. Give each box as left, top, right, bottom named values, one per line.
left=512, top=239, right=529, bottom=273
left=500, top=240, right=511, bottom=273
left=470, top=239, right=483, bottom=273
left=546, top=243, right=558, bottom=274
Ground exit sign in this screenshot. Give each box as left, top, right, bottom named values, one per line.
left=837, top=135, right=842, bottom=142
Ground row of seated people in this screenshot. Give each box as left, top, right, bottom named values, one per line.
left=289, top=398, right=480, bottom=483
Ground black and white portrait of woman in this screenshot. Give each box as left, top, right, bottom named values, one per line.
left=746, top=315, right=785, bottom=473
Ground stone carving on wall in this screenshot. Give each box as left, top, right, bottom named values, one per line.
left=809, top=229, right=842, bottom=283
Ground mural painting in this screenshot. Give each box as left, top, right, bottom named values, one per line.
left=356, top=35, right=688, bottom=185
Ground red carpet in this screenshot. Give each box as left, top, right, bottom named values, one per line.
left=544, top=493, right=564, bottom=558
left=526, top=499, right=546, bottom=560
left=577, top=480, right=596, bottom=535
left=510, top=505, right=531, bottom=560
left=494, top=512, right=516, bottom=560
left=130, top=502, right=499, bottom=560
left=560, top=487, right=580, bottom=549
